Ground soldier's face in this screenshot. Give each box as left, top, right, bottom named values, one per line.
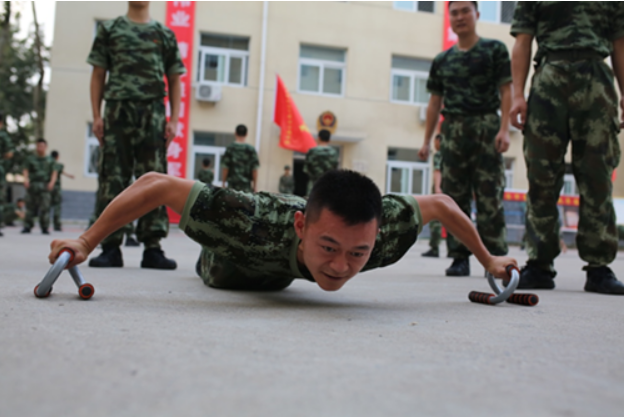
left=294, top=208, right=378, bottom=291
left=449, top=2, right=478, bottom=36
left=36, top=142, right=47, bottom=156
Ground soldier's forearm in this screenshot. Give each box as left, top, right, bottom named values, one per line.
left=499, top=83, right=512, bottom=132
left=167, top=73, right=182, bottom=122
left=424, top=95, right=443, bottom=143
left=90, top=66, right=107, bottom=119
left=511, top=34, right=533, bottom=99
left=612, top=37, right=624, bottom=96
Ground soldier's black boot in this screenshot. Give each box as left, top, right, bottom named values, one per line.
left=505, top=262, right=555, bottom=289
left=141, top=248, right=177, bottom=270
left=125, top=236, right=140, bottom=247
left=421, top=248, right=439, bottom=258
left=195, top=255, right=202, bottom=278
left=41, top=228, right=49, bottom=235
left=445, top=258, right=469, bottom=276
left=584, top=266, right=624, bottom=295
left=89, top=245, right=123, bottom=268
left=21, top=227, right=31, bottom=234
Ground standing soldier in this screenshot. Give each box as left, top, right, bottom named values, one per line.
left=509, top=2, right=624, bottom=294
left=22, top=138, right=58, bottom=235
left=303, top=129, right=339, bottom=196
left=197, top=158, right=214, bottom=185
left=87, top=1, right=185, bottom=269
left=0, top=112, right=15, bottom=236
left=422, top=134, right=443, bottom=257
left=278, top=165, right=295, bottom=194
left=418, top=1, right=511, bottom=277
left=50, top=150, right=75, bottom=231
left=221, top=124, right=259, bottom=193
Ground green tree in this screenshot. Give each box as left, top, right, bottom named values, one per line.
left=0, top=1, right=49, bottom=174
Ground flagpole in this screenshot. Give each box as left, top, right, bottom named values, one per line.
left=254, top=1, right=269, bottom=153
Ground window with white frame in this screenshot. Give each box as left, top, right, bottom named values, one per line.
left=191, top=131, right=235, bottom=185
left=393, top=1, right=435, bottom=13
left=386, top=147, right=430, bottom=195
left=391, top=56, right=432, bottom=105
left=298, top=45, right=346, bottom=96
left=84, top=123, right=99, bottom=178
left=503, top=157, right=514, bottom=189
left=479, top=1, right=517, bottom=24
left=197, top=33, right=249, bottom=87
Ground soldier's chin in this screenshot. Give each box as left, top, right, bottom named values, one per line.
left=315, top=273, right=350, bottom=292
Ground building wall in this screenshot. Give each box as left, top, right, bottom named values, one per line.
left=45, top=1, right=624, bottom=204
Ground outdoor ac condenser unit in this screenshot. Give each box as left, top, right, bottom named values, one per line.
left=195, top=84, right=222, bottom=102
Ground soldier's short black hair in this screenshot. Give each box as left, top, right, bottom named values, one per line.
left=51, top=150, right=59, bottom=159
left=318, top=129, right=331, bottom=142
left=306, top=170, right=382, bottom=226
left=202, top=158, right=211, bottom=167
left=235, top=124, right=248, bottom=137
left=36, top=138, right=47, bottom=145
left=448, top=1, right=478, bottom=11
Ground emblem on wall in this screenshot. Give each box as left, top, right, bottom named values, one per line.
left=317, top=111, right=338, bottom=134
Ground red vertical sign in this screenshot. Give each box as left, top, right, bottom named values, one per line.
left=165, top=1, right=194, bottom=223
left=442, top=1, right=458, bottom=51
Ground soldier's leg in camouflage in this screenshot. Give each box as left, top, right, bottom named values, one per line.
left=89, top=101, right=135, bottom=268
left=473, top=113, right=508, bottom=257
left=22, top=184, right=40, bottom=233
left=441, top=117, right=476, bottom=276
left=39, top=189, right=51, bottom=234
left=51, top=187, right=62, bottom=231
left=0, top=180, right=5, bottom=234
left=518, top=63, right=570, bottom=289
left=570, top=60, right=623, bottom=295
left=422, top=220, right=441, bottom=257
left=134, top=99, right=175, bottom=270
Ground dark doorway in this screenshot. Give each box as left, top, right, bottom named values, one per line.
left=293, top=159, right=308, bottom=197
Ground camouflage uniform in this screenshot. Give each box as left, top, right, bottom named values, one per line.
left=428, top=151, right=443, bottom=250
left=0, top=129, right=14, bottom=227
left=24, top=155, right=57, bottom=230
left=87, top=16, right=186, bottom=249
left=511, top=2, right=624, bottom=272
left=3, top=202, right=23, bottom=225
left=278, top=174, right=294, bottom=194
left=51, top=161, right=64, bottom=230
left=180, top=182, right=423, bottom=291
left=427, top=38, right=511, bottom=259
left=303, top=146, right=339, bottom=195
left=197, top=168, right=214, bottom=185
left=221, top=143, right=259, bottom=192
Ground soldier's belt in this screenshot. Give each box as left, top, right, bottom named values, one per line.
left=545, top=50, right=605, bottom=63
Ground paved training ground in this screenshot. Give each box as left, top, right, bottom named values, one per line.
left=1, top=225, right=623, bottom=417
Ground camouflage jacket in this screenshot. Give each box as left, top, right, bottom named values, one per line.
left=87, top=15, right=186, bottom=101
left=433, top=151, right=442, bottom=171
left=426, top=38, right=512, bottom=117
left=180, top=182, right=423, bottom=283
left=0, top=129, right=14, bottom=179
left=53, top=162, right=64, bottom=189
left=278, top=174, right=295, bottom=194
left=511, top=2, right=624, bottom=63
left=198, top=168, right=214, bottom=185
left=221, top=143, right=259, bottom=189
left=24, top=155, right=56, bottom=184
left=303, top=146, right=339, bottom=182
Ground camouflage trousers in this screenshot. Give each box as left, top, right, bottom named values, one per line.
left=51, top=186, right=62, bottom=229
left=441, top=113, right=508, bottom=259
left=429, top=220, right=442, bottom=249
left=227, top=181, right=253, bottom=193
left=24, top=182, right=51, bottom=230
left=94, top=99, right=169, bottom=249
left=524, top=59, right=620, bottom=272
left=0, top=177, right=5, bottom=226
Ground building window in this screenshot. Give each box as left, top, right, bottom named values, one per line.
left=386, top=147, right=429, bottom=195
left=84, top=123, right=99, bottom=178
left=390, top=56, right=432, bottom=105
left=393, top=1, right=435, bottom=13
left=298, top=45, right=346, bottom=96
left=479, top=1, right=517, bottom=24
left=503, top=157, right=514, bottom=189
left=191, top=131, right=235, bottom=185
left=197, top=33, right=249, bottom=87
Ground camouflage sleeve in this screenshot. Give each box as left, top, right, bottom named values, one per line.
left=302, top=152, right=311, bottom=175
left=221, top=147, right=232, bottom=169
left=251, top=148, right=260, bottom=171
left=426, top=54, right=444, bottom=96
left=493, top=41, right=512, bottom=87
left=163, top=29, right=186, bottom=76
left=610, top=2, right=624, bottom=41
left=53, top=162, right=62, bottom=173
left=510, top=1, right=536, bottom=37
left=87, top=22, right=110, bottom=69
left=433, top=152, right=442, bottom=171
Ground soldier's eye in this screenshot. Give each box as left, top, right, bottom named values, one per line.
left=322, top=246, right=335, bottom=253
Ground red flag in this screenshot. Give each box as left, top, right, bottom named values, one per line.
left=273, top=75, right=316, bottom=153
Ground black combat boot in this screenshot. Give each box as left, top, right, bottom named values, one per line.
left=506, top=262, right=555, bottom=289
left=125, top=236, right=140, bottom=247
left=584, top=266, right=624, bottom=295
left=41, top=228, right=49, bottom=235
left=445, top=258, right=470, bottom=276
left=421, top=248, right=439, bottom=258
left=21, top=227, right=31, bottom=234
left=141, top=248, right=177, bottom=270
left=88, top=245, right=124, bottom=268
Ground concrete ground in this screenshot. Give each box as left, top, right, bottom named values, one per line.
left=1, top=223, right=623, bottom=417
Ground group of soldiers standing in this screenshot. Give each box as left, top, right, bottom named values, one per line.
left=419, top=1, right=624, bottom=295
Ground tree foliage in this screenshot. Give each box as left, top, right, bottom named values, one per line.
left=0, top=1, right=49, bottom=174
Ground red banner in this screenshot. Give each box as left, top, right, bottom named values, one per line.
left=273, top=75, right=317, bottom=154
left=165, top=1, right=195, bottom=223
left=442, top=1, right=458, bottom=51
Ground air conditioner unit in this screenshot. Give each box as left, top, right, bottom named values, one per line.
left=419, top=106, right=427, bottom=124
left=195, top=84, right=222, bottom=102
